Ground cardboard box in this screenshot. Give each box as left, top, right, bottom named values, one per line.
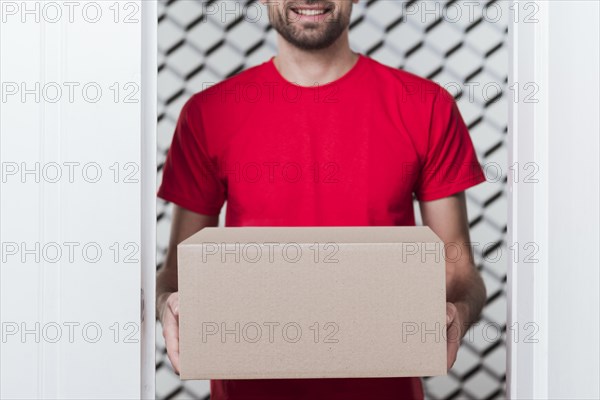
left=178, top=226, right=447, bottom=380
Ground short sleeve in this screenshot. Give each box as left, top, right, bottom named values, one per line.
left=414, top=88, right=486, bottom=201
left=157, top=96, right=226, bottom=215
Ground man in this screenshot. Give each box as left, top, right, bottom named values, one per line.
left=157, top=0, right=487, bottom=398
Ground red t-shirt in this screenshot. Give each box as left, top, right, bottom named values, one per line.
left=158, top=54, right=486, bottom=400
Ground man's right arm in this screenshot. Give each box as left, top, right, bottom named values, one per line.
left=157, top=205, right=219, bottom=373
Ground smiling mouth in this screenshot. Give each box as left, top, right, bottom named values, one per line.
left=290, top=4, right=334, bottom=17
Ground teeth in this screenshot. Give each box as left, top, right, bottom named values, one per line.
left=296, top=9, right=326, bottom=16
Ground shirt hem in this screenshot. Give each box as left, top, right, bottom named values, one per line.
left=415, top=173, right=487, bottom=202
left=157, top=188, right=223, bottom=216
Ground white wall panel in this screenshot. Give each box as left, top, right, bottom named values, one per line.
left=0, top=1, right=154, bottom=398
left=508, top=1, right=600, bottom=398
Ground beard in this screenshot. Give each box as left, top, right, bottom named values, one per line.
left=269, top=1, right=351, bottom=51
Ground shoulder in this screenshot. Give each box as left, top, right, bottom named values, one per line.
left=186, top=61, right=271, bottom=109
left=362, top=55, right=452, bottom=105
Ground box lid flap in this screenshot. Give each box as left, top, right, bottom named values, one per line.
left=180, top=226, right=443, bottom=246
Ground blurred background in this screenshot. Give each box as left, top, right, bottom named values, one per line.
left=156, top=0, right=508, bottom=398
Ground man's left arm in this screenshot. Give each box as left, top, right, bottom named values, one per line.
left=418, top=191, right=486, bottom=370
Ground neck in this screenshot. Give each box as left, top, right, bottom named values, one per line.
left=273, top=32, right=359, bottom=87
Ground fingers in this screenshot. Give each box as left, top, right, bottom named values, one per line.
left=163, top=314, right=180, bottom=374
left=446, top=306, right=461, bottom=343
left=446, top=302, right=457, bottom=325
left=446, top=302, right=461, bottom=370
left=163, top=293, right=181, bottom=374
left=447, top=340, right=459, bottom=370
left=168, top=292, right=180, bottom=322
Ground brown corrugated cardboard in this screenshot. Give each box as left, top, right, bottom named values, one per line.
left=178, top=226, right=447, bottom=380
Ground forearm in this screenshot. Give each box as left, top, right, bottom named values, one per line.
left=447, top=263, right=486, bottom=334
left=156, top=252, right=178, bottom=321
left=155, top=206, right=220, bottom=322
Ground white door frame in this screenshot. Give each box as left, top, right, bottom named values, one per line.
left=1, top=0, right=157, bottom=398
left=507, top=1, right=548, bottom=396
left=508, top=1, right=599, bottom=399
left=141, top=1, right=157, bottom=399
